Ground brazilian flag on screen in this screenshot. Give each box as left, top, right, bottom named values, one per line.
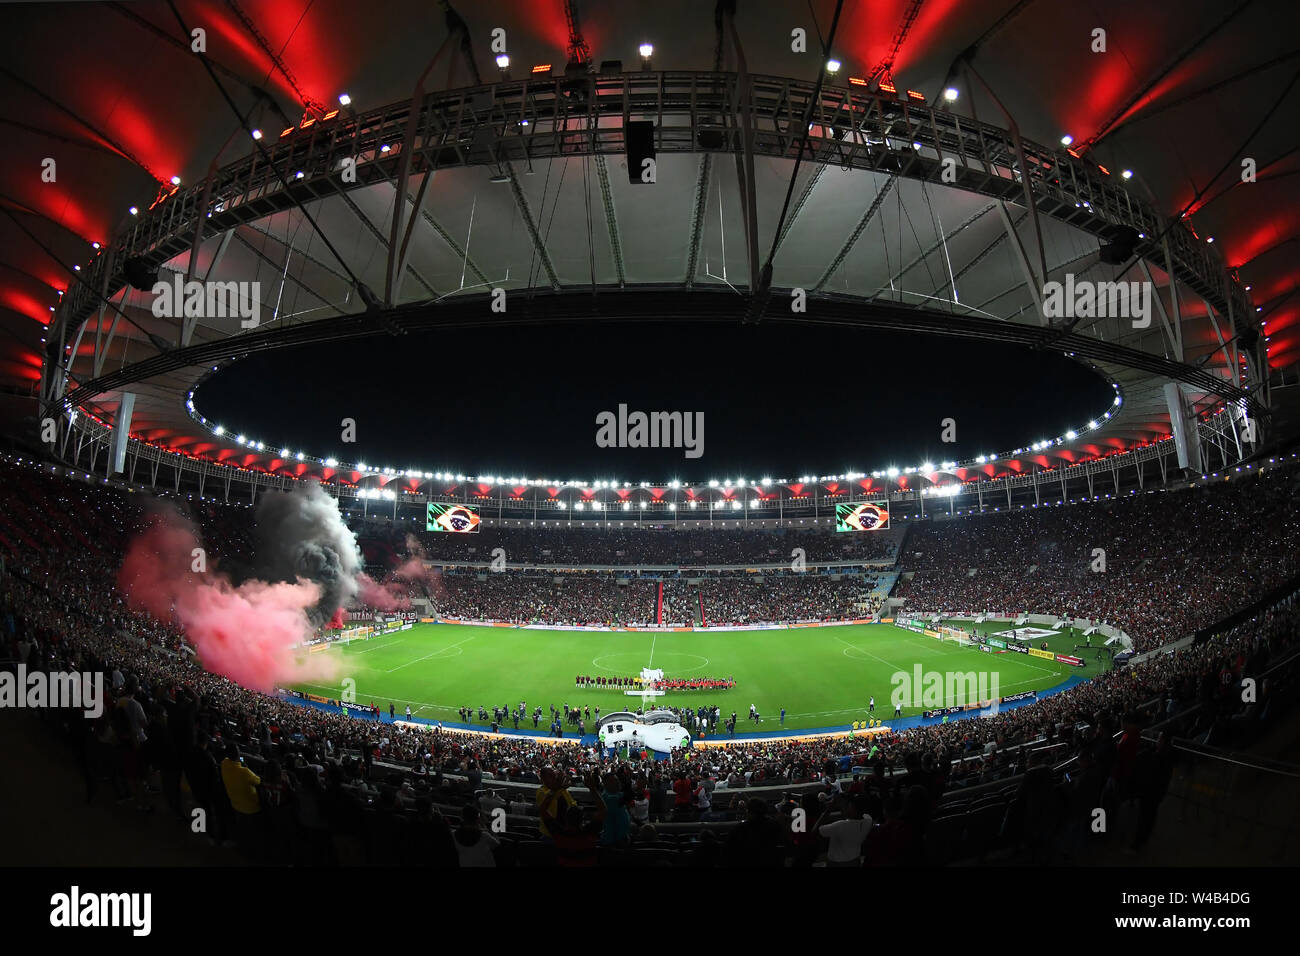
left=834, top=501, right=890, bottom=532
left=427, top=502, right=481, bottom=533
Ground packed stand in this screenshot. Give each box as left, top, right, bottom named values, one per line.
left=374, top=521, right=903, bottom=567
left=896, top=463, right=1300, bottom=652
left=3, top=453, right=1300, bottom=865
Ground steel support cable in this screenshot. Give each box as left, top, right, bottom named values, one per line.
left=1043, top=59, right=1300, bottom=349
left=1, top=207, right=161, bottom=361
left=583, top=154, right=596, bottom=292
left=224, top=0, right=325, bottom=114
left=1084, top=0, right=1256, bottom=150
left=166, top=1, right=362, bottom=293
left=525, top=138, right=557, bottom=291
left=763, top=0, right=846, bottom=266
left=1097, top=48, right=1300, bottom=148
left=870, top=0, right=927, bottom=86
left=750, top=0, right=846, bottom=322
left=0, top=66, right=160, bottom=181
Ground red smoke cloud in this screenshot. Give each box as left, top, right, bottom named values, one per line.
left=356, top=572, right=410, bottom=612
left=118, top=509, right=337, bottom=692
left=353, top=535, right=443, bottom=612
left=355, top=558, right=443, bottom=612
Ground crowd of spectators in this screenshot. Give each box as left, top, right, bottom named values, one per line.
left=420, top=570, right=882, bottom=626
left=701, top=576, right=882, bottom=625
left=3, top=453, right=1300, bottom=865
left=359, top=521, right=902, bottom=567
left=428, top=573, right=653, bottom=626
left=660, top=579, right=697, bottom=626
left=8, top=532, right=1294, bottom=865
left=896, top=463, right=1300, bottom=653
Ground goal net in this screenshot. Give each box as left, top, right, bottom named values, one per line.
left=938, top=626, right=976, bottom=646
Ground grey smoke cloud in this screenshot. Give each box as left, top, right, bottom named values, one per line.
left=253, top=481, right=362, bottom=624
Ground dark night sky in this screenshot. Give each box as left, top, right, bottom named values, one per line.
left=196, top=321, right=1114, bottom=481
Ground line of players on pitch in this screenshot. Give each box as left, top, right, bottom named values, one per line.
left=574, top=675, right=736, bottom=690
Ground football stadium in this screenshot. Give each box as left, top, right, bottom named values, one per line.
left=0, top=0, right=1298, bottom=920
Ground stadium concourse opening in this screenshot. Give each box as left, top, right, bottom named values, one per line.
left=2, top=0, right=1298, bottom=918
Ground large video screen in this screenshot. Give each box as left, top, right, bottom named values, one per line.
left=426, top=502, right=481, bottom=533
left=835, top=501, right=890, bottom=532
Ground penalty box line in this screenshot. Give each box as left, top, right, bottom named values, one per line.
left=834, top=634, right=908, bottom=671
left=835, top=635, right=1064, bottom=707
left=385, top=635, right=478, bottom=673
left=897, top=631, right=1063, bottom=679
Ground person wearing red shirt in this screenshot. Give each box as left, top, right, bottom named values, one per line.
left=672, top=773, right=693, bottom=811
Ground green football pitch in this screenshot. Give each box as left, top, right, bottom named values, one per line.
left=292, top=620, right=1111, bottom=734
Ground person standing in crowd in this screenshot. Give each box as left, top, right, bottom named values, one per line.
left=596, top=773, right=632, bottom=847
left=535, top=767, right=576, bottom=838
left=220, top=742, right=261, bottom=856
left=817, top=794, right=873, bottom=866
left=453, top=806, right=499, bottom=866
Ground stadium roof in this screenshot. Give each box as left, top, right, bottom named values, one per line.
left=2, top=0, right=1292, bottom=486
